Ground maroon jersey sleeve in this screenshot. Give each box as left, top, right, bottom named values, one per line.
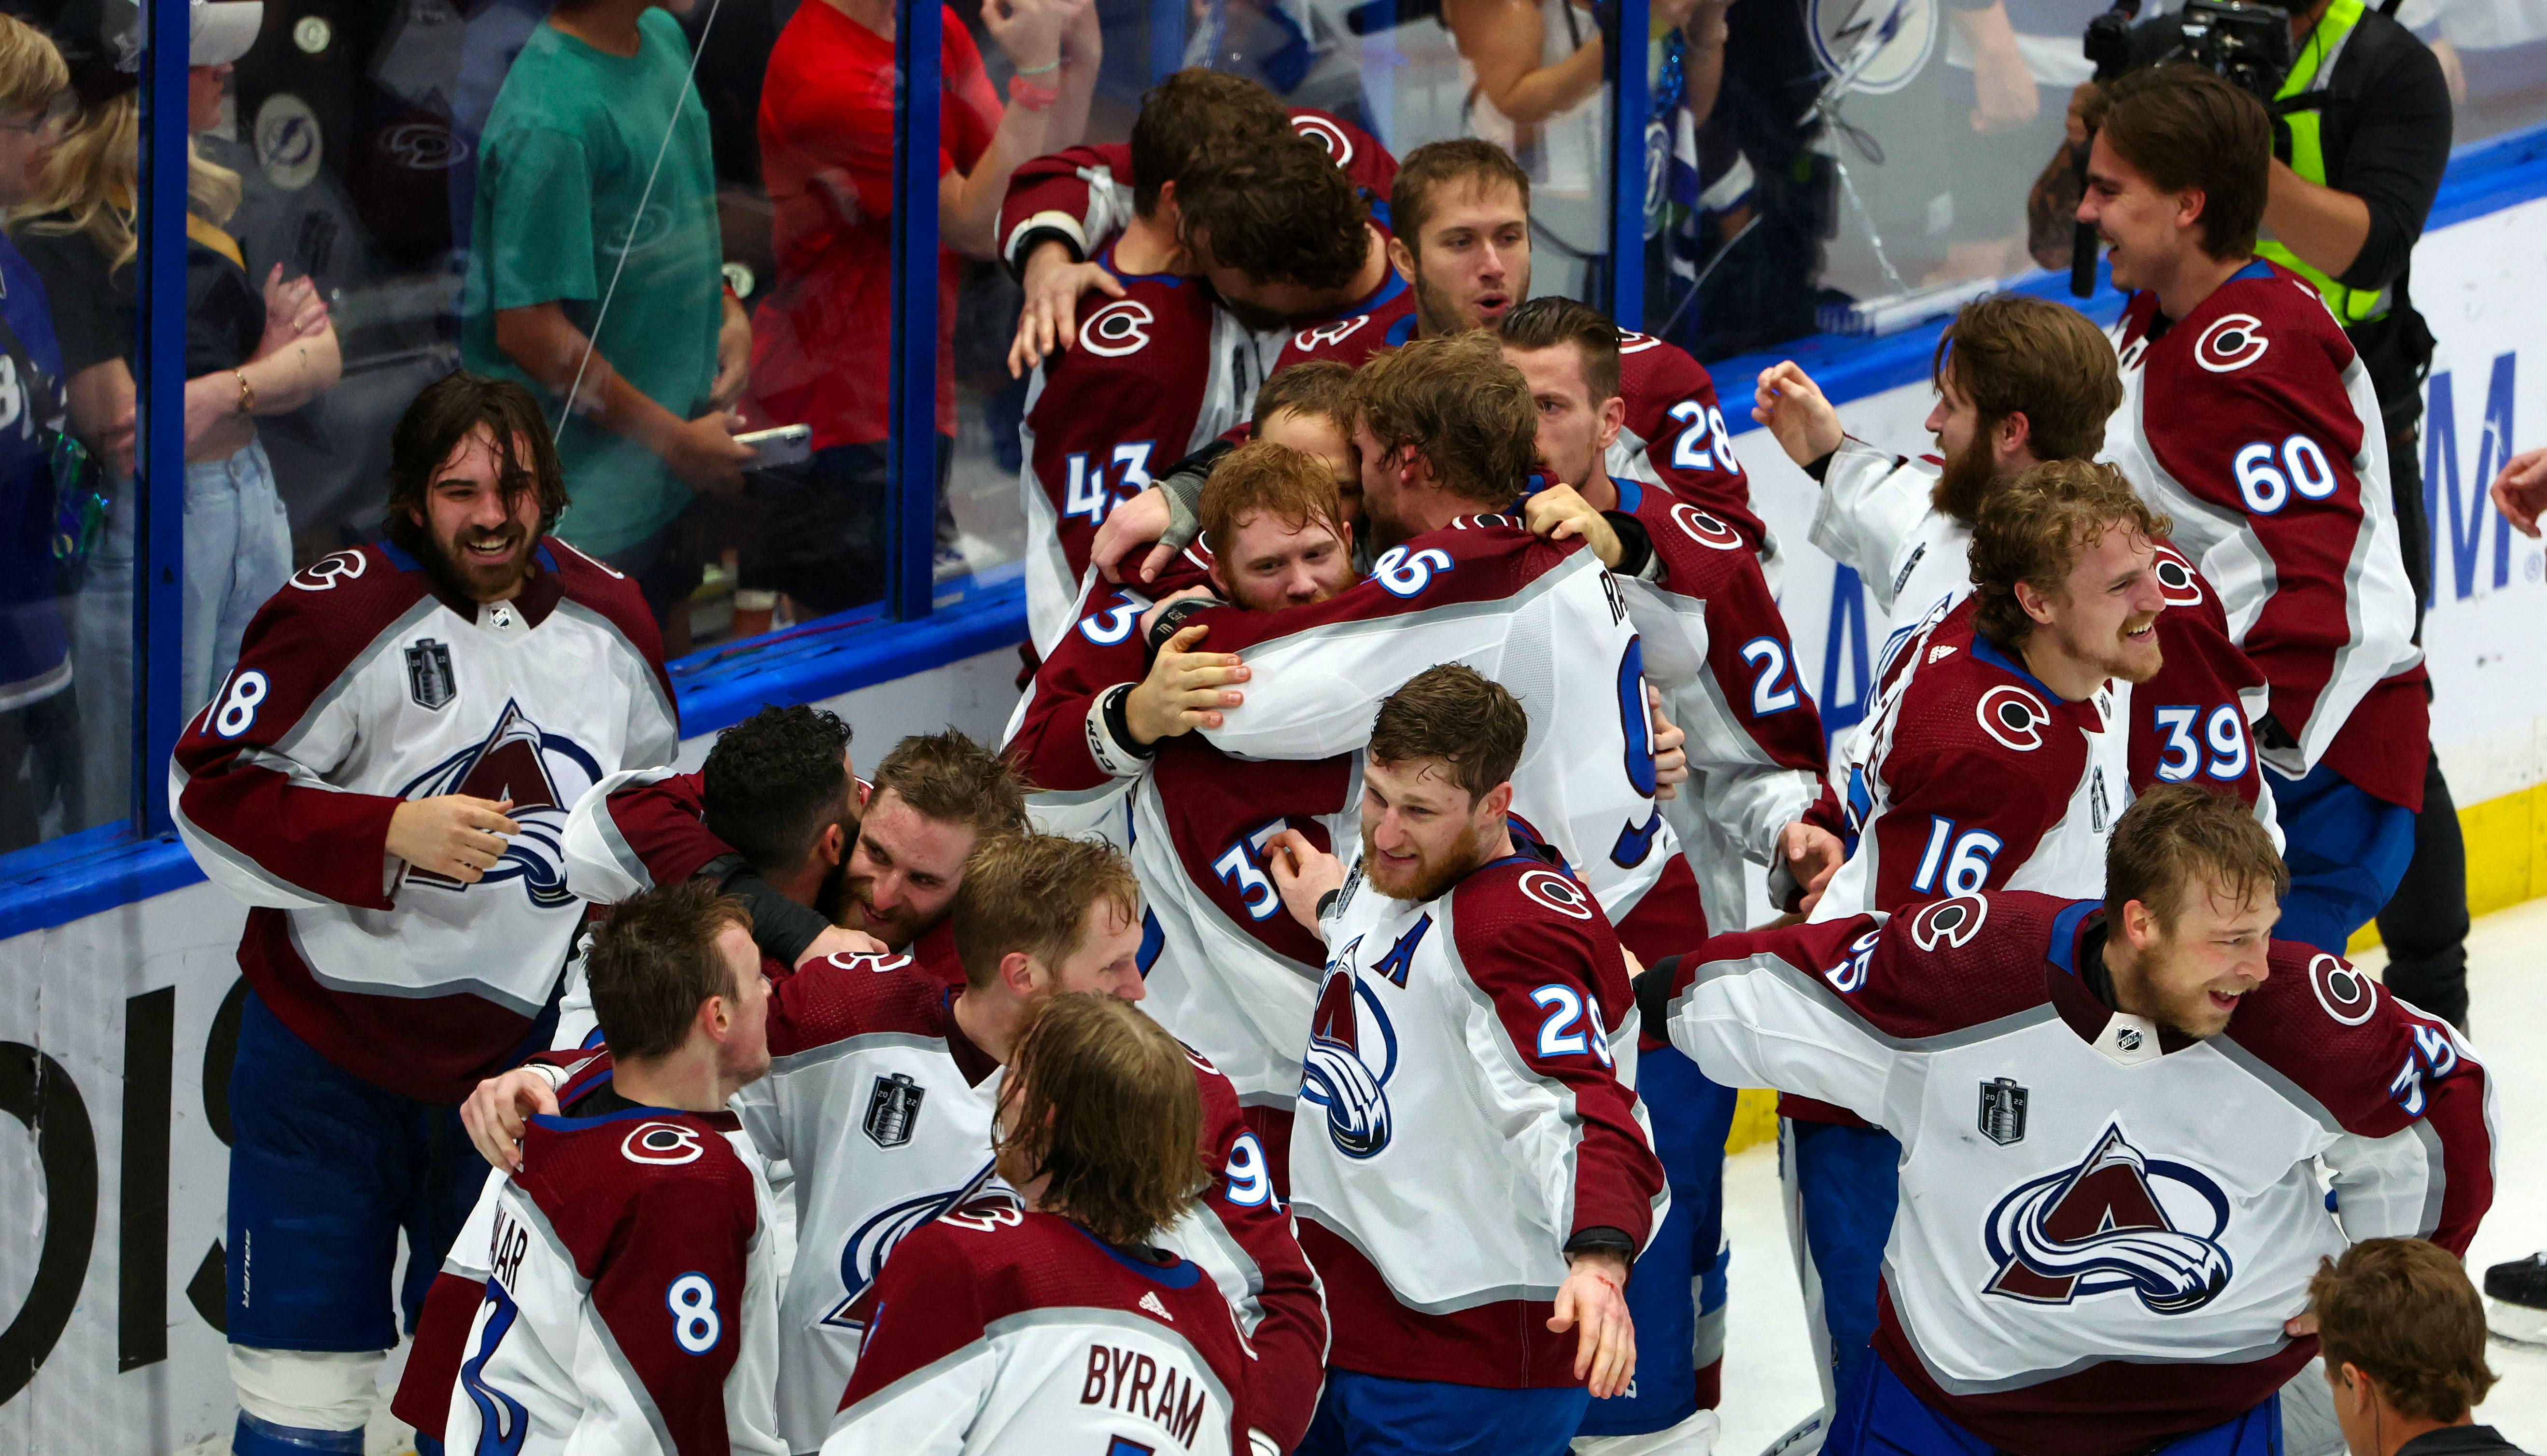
left=998, top=141, right=1136, bottom=273
left=1453, top=869, right=1663, bottom=1247
left=602, top=772, right=734, bottom=887
left=1285, top=108, right=1396, bottom=200
left=1616, top=335, right=1767, bottom=550
left=170, top=547, right=420, bottom=910
left=1006, top=560, right=1218, bottom=791
left=1635, top=493, right=1831, bottom=780
left=1189, top=1051, right=1327, bottom=1451
left=2132, top=552, right=2271, bottom=808
left=835, top=1220, right=992, bottom=1410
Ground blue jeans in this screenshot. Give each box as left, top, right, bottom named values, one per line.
left=1826, top=1353, right=2283, bottom=1456
left=185, top=439, right=294, bottom=719
left=70, top=479, right=136, bottom=827
left=1578, top=1046, right=1735, bottom=1437
left=2267, top=762, right=2416, bottom=955
left=1786, top=1117, right=1903, bottom=1411
left=1301, top=1371, right=1590, bottom=1456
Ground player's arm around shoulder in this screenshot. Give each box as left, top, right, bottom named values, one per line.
left=2231, top=947, right=2494, bottom=1254
left=1635, top=912, right=1910, bottom=1126
left=823, top=1221, right=997, bottom=1456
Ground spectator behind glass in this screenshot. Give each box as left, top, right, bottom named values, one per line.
left=2306, top=1238, right=2530, bottom=1456
left=462, top=0, right=753, bottom=653
left=745, top=0, right=1097, bottom=599
left=0, top=12, right=74, bottom=853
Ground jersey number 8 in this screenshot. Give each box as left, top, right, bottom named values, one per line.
left=666, top=1272, right=721, bottom=1355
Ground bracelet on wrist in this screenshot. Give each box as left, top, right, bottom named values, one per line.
left=234, top=368, right=256, bottom=416
left=1013, top=56, right=1062, bottom=75
left=1009, top=74, right=1060, bottom=110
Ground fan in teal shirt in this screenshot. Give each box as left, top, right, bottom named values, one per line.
left=462, top=7, right=725, bottom=559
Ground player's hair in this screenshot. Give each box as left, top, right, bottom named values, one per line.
left=1127, top=69, right=1290, bottom=218
left=1252, top=359, right=1356, bottom=432
left=1347, top=331, right=1537, bottom=506
left=1968, top=459, right=2173, bottom=649
left=1369, top=664, right=1526, bottom=803
left=1929, top=295, right=2123, bottom=522
left=1197, top=442, right=1346, bottom=563
left=0, top=13, right=68, bottom=117
left=2308, top=1239, right=2499, bottom=1424
left=2104, top=783, right=2288, bottom=935
left=587, top=881, right=752, bottom=1063
left=702, top=705, right=854, bottom=876
left=1497, top=296, right=1622, bottom=406
left=1177, top=135, right=1368, bottom=292
left=2096, top=65, right=2271, bottom=261
left=869, top=729, right=1029, bottom=842
left=1391, top=138, right=1531, bottom=258
left=384, top=372, right=571, bottom=553
left=951, top=833, right=1142, bottom=990
left=997, top=993, right=1211, bottom=1248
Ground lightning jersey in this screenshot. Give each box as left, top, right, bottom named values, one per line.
left=1651, top=891, right=2494, bottom=1455
left=1817, top=555, right=2274, bottom=923
left=996, top=108, right=1396, bottom=276
left=1295, top=845, right=1665, bottom=1388
left=2105, top=260, right=2427, bottom=810
left=733, top=952, right=1327, bottom=1455
left=1612, top=477, right=1831, bottom=929
left=1176, top=516, right=1708, bottom=962
left=440, top=1100, right=786, bottom=1456
left=821, top=1209, right=1254, bottom=1456
left=170, top=540, right=677, bottom=1102
left=1613, top=331, right=1772, bottom=565
left=1021, top=249, right=1291, bottom=655
left=1006, top=570, right=1359, bottom=1124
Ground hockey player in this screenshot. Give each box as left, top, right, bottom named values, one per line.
left=822, top=993, right=1258, bottom=1456
left=1753, top=292, right=2123, bottom=658
left=1498, top=296, right=1840, bottom=1453
left=1136, top=331, right=1711, bottom=963
left=440, top=882, right=784, bottom=1456
left=1000, top=68, right=1395, bottom=374
left=169, top=374, right=677, bottom=1456
left=1642, top=784, right=2494, bottom=1456
left=1014, top=74, right=1387, bottom=651
left=2083, top=65, right=2429, bottom=953
left=1260, top=665, right=1665, bottom=1451
left=564, top=728, right=1026, bottom=994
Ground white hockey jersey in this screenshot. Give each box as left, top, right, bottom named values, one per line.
left=821, top=1208, right=1253, bottom=1456
left=734, top=952, right=1328, bottom=1455
left=1292, top=845, right=1666, bottom=1388
left=169, top=540, right=677, bottom=1102
left=441, top=1101, right=785, bottom=1456
left=1653, top=891, right=2495, bottom=1456
left=1805, top=437, right=1969, bottom=682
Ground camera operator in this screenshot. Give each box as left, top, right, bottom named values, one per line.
left=2034, top=0, right=2468, bottom=1028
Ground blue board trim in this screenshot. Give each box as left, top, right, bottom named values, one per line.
left=8, top=120, right=2545, bottom=946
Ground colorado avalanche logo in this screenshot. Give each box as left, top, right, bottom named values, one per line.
left=621, top=1122, right=705, bottom=1165
left=1976, top=685, right=2052, bottom=752
left=2152, top=546, right=2204, bottom=606
left=1910, top=895, right=1987, bottom=951
left=1983, top=1123, right=2233, bottom=1315
left=1079, top=300, right=1155, bottom=358
left=2193, top=314, right=2269, bottom=374
left=398, top=700, right=600, bottom=907
left=1293, top=314, right=1371, bottom=353
left=1291, top=113, right=1352, bottom=164
left=1299, top=963, right=1397, bottom=1159
left=1618, top=330, right=1663, bottom=355
left=822, top=1161, right=1009, bottom=1330
left=1671, top=504, right=1745, bottom=551
left=1519, top=869, right=1595, bottom=922
left=2309, top=954, right=2378, bottom=1026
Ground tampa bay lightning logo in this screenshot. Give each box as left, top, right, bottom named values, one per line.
left=822, top=1158, right=1009, bottom=1330
left=398, top=699, right=600, bottom=907
left=1299, top=958, right=1397, bottom=1159
left=1983, top=1123, right=2233, bottom=1315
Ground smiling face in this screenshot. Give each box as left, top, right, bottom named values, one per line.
left=2079, top=131, right=2201, bottom=298
left=1395, top=177, right=1531, bottom=337
left=2030, top=521, right=2167, bottom=686
left=1503, top=341, right=1620, bottom=492
left=2114, top=874, right=2277, bottom=1039
left=1358, top=755, right=1507, bottom=903
left=413, top=426, right=546, bottom=603
left=843, top=789, right=979, bottom=950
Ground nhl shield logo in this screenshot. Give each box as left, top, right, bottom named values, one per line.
left=405, top=639, right=457, bottom=711
left=862, top=1072, right=926, bottom=1148
left=1978, top=1077, right=2028, bottom=1145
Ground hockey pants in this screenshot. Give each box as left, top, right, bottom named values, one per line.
left=1782, top=1117, right=1903, bottom=1418
left=1826, top=1354, right=2283, bottom=1456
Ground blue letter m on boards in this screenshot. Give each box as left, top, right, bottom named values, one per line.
left=2424, top=352, right=2516, bottom=604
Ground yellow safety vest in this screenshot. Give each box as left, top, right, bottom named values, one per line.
left=2256, top=0, right=2389, bottom=323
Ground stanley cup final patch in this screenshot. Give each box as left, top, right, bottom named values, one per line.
left=1979, top=1077, right=2029, bottom=1146
left=863, top=1072, right=927, bottom=1148
left=406, top=639, right=457, bottom=711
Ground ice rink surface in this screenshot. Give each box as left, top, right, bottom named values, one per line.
left=1712, top=896, right=2547, bottom=1456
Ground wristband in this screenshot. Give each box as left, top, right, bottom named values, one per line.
left=1091, top=683, right=1158, bottom=776
left=1013, top=57, right=1062, bottom=75
left=1009, top=75, right=1059, bottom=110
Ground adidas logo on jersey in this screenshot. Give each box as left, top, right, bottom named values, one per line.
left=1140, top=1290, right=1173, bottom=1322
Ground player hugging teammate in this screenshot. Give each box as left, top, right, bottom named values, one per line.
left=183, top=59, right=2510, bottom=1456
